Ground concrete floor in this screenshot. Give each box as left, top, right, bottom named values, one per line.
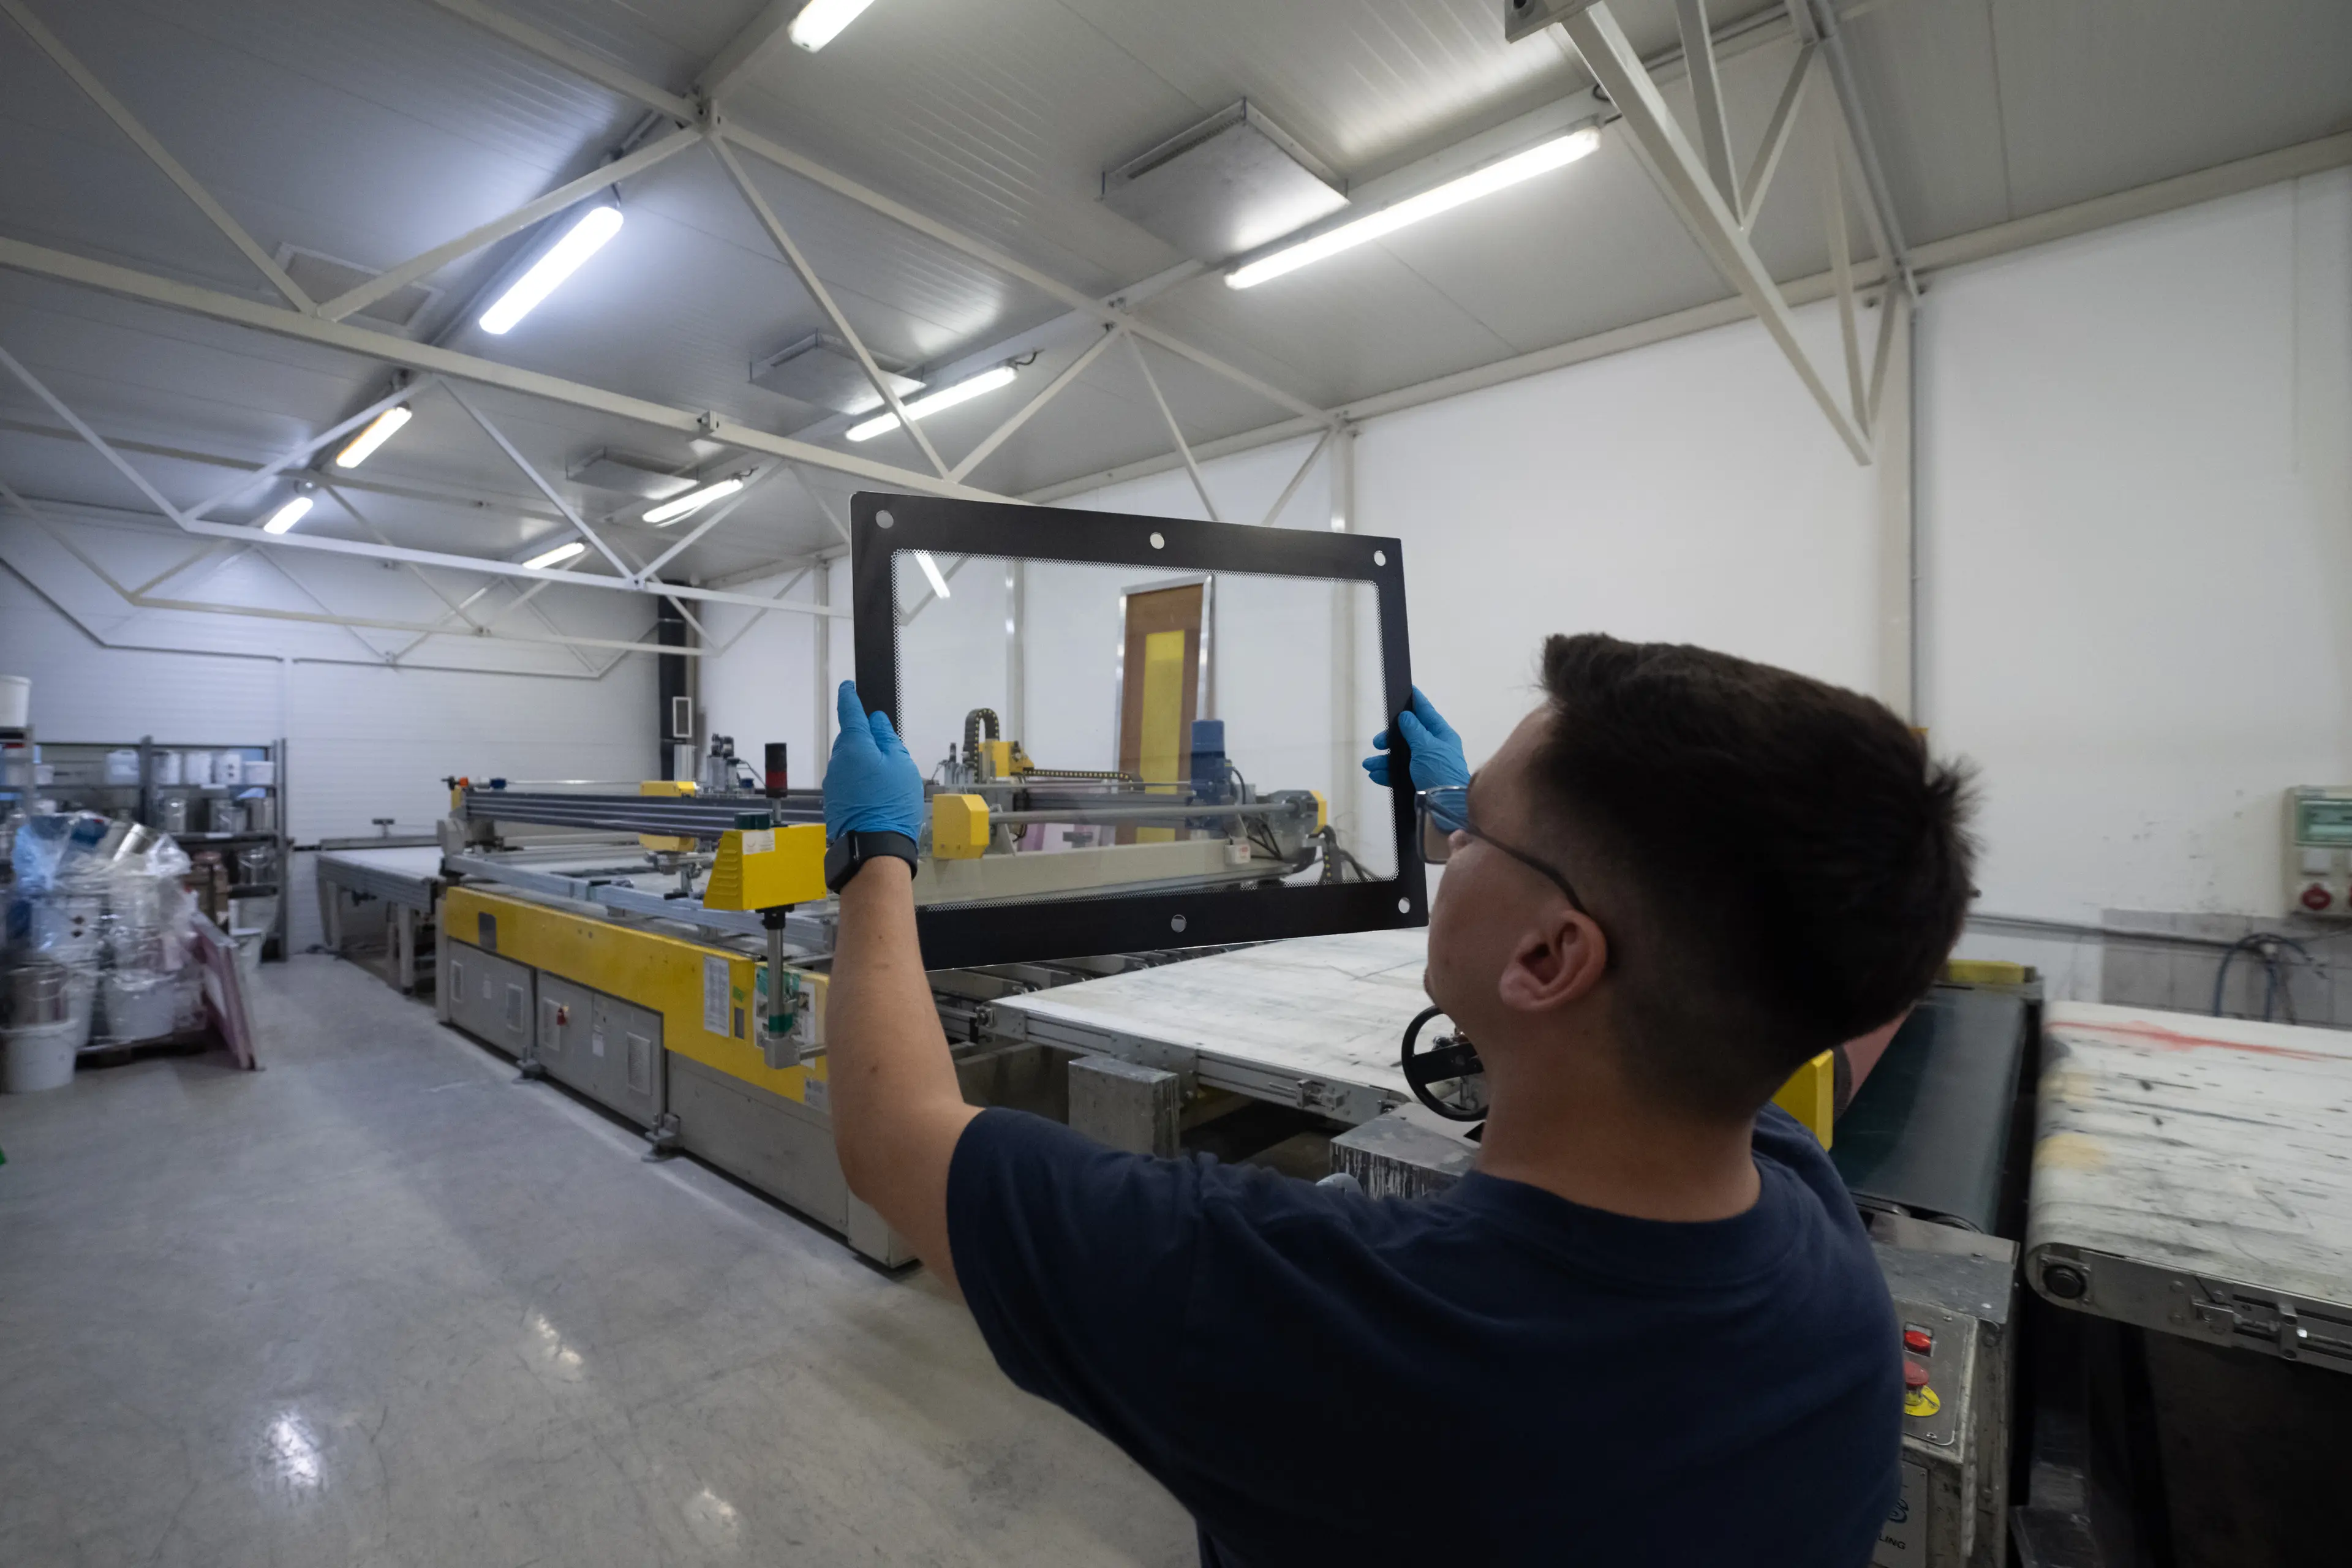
left=0, top=956, right=1196, bottom=1568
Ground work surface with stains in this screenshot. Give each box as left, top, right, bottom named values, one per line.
left=993, top=928, right=1433, bottom=1105
left=2031, top=1002, right=2352, bottom=1307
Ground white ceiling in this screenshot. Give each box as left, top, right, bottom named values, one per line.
left=1, top=0, right=2347, bottom=585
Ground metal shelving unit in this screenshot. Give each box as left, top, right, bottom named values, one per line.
left=1, top=734, right=290, bottom=961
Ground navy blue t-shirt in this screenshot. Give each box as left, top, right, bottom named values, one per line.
left=946, top=1103, right=1898, bottom=1567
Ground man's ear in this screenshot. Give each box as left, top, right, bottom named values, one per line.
left=1496, top=908, right=1608, bottom=1016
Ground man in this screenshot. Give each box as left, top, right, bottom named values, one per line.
left=820, top=632, right=1975, bottom=1566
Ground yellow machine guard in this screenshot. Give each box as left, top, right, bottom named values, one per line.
left=441, top=884, right=827, bottom=1106
left=931, top=793, right=990, bottom=859
left=1773, top=1049, right=1837, bottom=1150
left=638, top=778, right=698, bottom=853
left=703, top=823, right=827, bottom=910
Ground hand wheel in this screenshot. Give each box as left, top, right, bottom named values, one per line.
left=1401, top=1004, right=1488, bottom=1123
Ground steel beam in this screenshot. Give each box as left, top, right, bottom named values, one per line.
left=1, top=0, right=315, bottom=312
left=1027, top=130, right=2352, bottom=504
left=1126, top=336, right=1225, bottom=524
left=1558, top=4, right=1871, bottom=462
left=186, top=381, right=424, bottom=522
left=417, top=0, right=1333, bottom=431
left=1803, top=0, right=1917, bottom=299
left=639, top=461, right=776, bottom=580
left=712, top=137, right=949, bottom=478
left=1672, top=0, right=1738, bottom=213
left=441, top=380, right=635, bottom=578
left=0, top=414, right=579, bottom=526
left=318, top=127, right=704, bottom=323
left=717, top=123, right=1338, bottom=431
left=420, top=0, right=696, bottom=122
left=1740, top=43, right=1815, bottom=227
left=0, top=235, right=1008, bottom=505
left=1259, top=426, right=1333, bottom=529
left=952, top=323, right=1123, bottom=483
left=698, top=0, right=803, bottom=100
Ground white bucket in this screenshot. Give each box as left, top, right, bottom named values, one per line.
left=99, top=971, right=179, bottom=1044
left=181, top=750, right=214, bottom=787
left=243, top=759, right=276, bottom=786
left=4, top=1019, right=80, bottom=1092
left=0, top=674, right=27, bottom=729
left=153, top=750, right=182, bottom=786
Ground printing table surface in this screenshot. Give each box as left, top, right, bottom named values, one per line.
left=314, top=846, right=448, bottom=908
left=2032, top=1001, right=2352, bottom=1309
left=992, top=928, right=1433, bottom=1109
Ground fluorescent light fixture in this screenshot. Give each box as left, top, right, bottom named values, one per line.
left=643, top=476, right=744, bottom=526
left=333, top=404, right=412, bottom=469
left=913, top=549, right=952, bottom=600
left=1226, top=127, right=1602, bottom=290
left=524, top=540, right=587, bottom=569
left=478, top=201, right=624, bottom=335
left=846, top=364, right=1017, bottom=442
left=788, top=0, right=876, bottom=51
left=261, top=496, right=313, bottom=535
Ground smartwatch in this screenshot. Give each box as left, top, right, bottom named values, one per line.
left=824, top=829, right=919, bottom=893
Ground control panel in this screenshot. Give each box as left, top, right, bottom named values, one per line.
left=2283, top=788, right=2352, bottom=919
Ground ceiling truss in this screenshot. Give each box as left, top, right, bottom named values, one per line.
left=1549, top=0, right=1909, bottom=462
left=0, top=0, right=1339, bottom=661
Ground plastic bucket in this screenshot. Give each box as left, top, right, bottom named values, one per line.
left=0, top=674, right=27, bottom=729
left=4, top=1019, right=80, bottom=1092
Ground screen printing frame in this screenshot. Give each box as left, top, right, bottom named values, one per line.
left=851, top=491, right=1423, bottom=968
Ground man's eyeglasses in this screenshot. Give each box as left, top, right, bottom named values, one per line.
left=1417, top=785, right=1588, bottom=914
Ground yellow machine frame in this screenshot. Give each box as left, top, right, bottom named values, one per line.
left=440, top=884, right=827, bottom=1107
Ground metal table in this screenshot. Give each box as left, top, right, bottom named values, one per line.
left=315, top=846, right=447, bottom=992
left=2026, top=1001, right=2352, bottom=1371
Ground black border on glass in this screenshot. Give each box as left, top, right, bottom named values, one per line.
left=850, top=490, right=1423, bottom=969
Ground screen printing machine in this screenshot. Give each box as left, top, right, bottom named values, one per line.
left=318, top=497, right=2254, bottom=1568
left=386, top=714, right=2040, bottom=1568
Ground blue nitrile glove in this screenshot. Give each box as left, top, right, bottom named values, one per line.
left=825, top=680, right=925, bottom=841
left=1363, top=686, right=1469, bottom=790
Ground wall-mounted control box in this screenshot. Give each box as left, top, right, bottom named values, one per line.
left=2283, top=787, right=2352, bottom=918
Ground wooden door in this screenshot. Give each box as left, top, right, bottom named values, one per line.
left=1117, top=583, right=1204, bottom=842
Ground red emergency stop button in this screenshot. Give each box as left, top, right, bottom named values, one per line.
left=2302, top=884, right=2333, bottom=912
left=1902, top=1328, right=1933, bottom=1355
left=1903, top=1359, right=1929, bottom=1390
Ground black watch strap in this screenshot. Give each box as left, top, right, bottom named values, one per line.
left=824, top=829, right=919, bottom=893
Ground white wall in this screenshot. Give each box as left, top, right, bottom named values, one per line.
left=1, top=563, right=656, bottom=948
left=692, top=557, right=840, bottom=792
left=1921, top=169, right=2352, bottom=926
left=703, top=168, right=2352, bottom=984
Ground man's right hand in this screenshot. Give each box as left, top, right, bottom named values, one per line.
left=1363, top=687, right=1469, bottom=790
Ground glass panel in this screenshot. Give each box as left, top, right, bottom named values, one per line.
left=890, top=549, right=1396, bottom=913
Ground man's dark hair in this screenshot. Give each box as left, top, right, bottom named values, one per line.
left=1531, top=633, right=1975, bottom=1120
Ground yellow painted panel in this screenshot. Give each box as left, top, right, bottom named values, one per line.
left=638, top=778, right=698, bottom=853
left=930, top=793, right=990, bottom=859
left=704, top=823, right=827, bottom=910
left=442, top=885, right=827, bottom=1105
left=1137, top=627, right=1186, bottom=843
left=1943, top=958, right=2032, bottom=986
left=1771, top=1049, right=1836, bottom=1149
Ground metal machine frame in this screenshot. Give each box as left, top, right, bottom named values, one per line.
left=851, top=491, right=1422, bottom=967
